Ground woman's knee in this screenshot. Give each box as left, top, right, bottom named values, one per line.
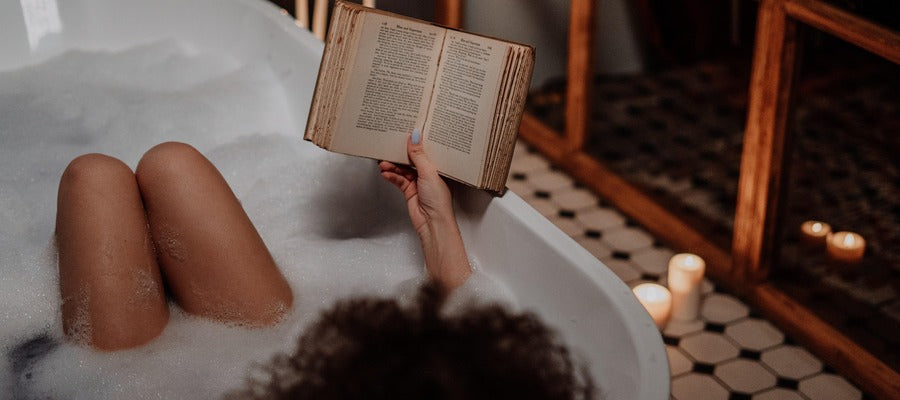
left=135, top=141, right=205, bottom=184
left=56, top=153, right=170, bottom=350
left=59, top=153, right=133, bottom=192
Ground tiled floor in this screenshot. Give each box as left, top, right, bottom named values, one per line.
left=506, top=141, right=869, bottom=400
left=527, top=57, right=900, bottom=370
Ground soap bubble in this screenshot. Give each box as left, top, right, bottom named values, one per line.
left=1, top=40, right=511, bottom=399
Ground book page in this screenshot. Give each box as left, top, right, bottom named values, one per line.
left=423, top=31, right=509, bottom=184
left=330, top=12, right=446, bottom=163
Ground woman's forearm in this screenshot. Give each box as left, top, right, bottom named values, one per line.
left=418, top=215, right=471, bottom=293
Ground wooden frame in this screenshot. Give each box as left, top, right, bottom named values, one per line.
left=435, top=0, right=463, bottom=29
left=733, top=1, right=900, bottom=398
left=519, top=0, right=900, bottom=398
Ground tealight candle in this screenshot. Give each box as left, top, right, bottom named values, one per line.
left=632, top=283, right=672, bottom=329
left=667, top=253, right=706, bottom=321
left=826, top=231, right=865, bottom=265
left=800, top=220, right=831, bottom=248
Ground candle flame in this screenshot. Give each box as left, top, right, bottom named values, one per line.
left=684, top=255, right=696, bottom=267
left=811, top=222, right=822, bottom=233
left=644, top=287, right=664, bottom=301
left=843, top=233, right=855, bottom=247
left=633, top=283, right=669, bottom=303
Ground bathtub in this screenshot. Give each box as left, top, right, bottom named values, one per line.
left=0, top=0, right=668, bottom=398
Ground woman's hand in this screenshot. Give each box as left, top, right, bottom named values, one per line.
left=379, top=129, right=471, bottom=293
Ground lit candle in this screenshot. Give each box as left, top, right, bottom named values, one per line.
left=632, top=283, right=672, bottom=329
left=826, top=231, right=865, bottom=265
left=667, top=253, right=706, bottom=321
left=800, top=220, right=831, bottom=248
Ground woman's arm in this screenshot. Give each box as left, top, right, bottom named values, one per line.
left=379, top=129, right=472, bottom=293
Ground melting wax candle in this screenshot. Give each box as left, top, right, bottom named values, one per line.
left=800, top=220, right=831, bottom=248
left=633, top=283, right=672, bottom=330
left=826, top=231, right=866, bottom=265
left=667, top=253, right=706, bottom=321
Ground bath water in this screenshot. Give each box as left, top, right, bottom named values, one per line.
left=0, top=40, right=513, bottom=399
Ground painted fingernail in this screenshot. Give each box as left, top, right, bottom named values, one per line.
left=411, top=128, right=421, bottom=145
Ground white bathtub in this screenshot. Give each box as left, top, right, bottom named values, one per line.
left=0, top=0, right=668, bottom=398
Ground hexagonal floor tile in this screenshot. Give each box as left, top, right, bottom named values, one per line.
left=760, top=345, right=823, bottom=380
left=715, top=359, right=777, bottom=394
left=528, top=169, right=574, bottom=192
left=525, top=197, right=559, bottom=218
left=680, top=331, right=740, bottom=364
left=549, top=216, right=584, bottom=237
left=671, top=373, right=729, bottom=400
left=510, top=151, right=549, bottom=173
left=602, top=227, right=655, bottom=252
left=630, top=247, right=674, bottom=276
left=701, top=278, right=715, bottom=296
left=664, top=319, right=705, bottom=338
left=506, top=179, right=533, bottom=198
left=799, top=374, right=862, bottom=400
left=551, top=187, right=598, bottom=210
left=575, top=207, right=626, bottom=231
left=575, top=236, right=612, bottom=260
left=667, top=345, right=693, bottom=377
left=599, top=257, right=641, bottom=283
left=701, top=293, right=749, bottom=324
left=725, top=318, right=785, bottom=351
left=753, top=388, right=805, bottom=400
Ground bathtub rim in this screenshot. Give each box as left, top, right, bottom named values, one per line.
left=0, top=0, right=670, bottom=398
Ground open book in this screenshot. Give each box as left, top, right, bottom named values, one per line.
left=304, top=1, right=535, bottom=195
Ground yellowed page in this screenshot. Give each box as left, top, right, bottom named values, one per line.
left=423, top=31, right=509, bottom=184
left=329, top=12, right=446, bottom=164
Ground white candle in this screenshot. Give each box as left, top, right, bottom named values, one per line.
left=632, top=283, right=672, bottom=330
left=667, top=253, right=706, bottom=321
left=826, top=231, right=865, bottom=265
left=363, top=0, right=376, bottom=8
left=800, top=220, right=831, bottom=248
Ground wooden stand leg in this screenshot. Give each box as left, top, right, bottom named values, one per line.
left=564, top=0, right=595, bottom=151
left=732, top=0, right=799, bottom=286
left=435, top=0, right=463, bottom=29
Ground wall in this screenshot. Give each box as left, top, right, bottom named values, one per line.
left=283, top=0, right=645, bottom=89
left=462, top=0, right=644, bottom=88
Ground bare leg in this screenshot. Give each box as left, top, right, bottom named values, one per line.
left=56, top=154, right=169, bottom=350
left=135, top=142, right=293, bottom=326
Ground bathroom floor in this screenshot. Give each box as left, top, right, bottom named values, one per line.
left=505, top=141, right=871, bottom=400
left=526, top=48, right=900, bottom=373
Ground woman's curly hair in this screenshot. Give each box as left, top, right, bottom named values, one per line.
left=229, top=282, right=595, bottom=400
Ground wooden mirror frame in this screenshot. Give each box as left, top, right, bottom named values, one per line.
left=519, top=0, right=900, bottom=397
left=732, top=0, right=899, bottom=398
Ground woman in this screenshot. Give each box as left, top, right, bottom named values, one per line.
left=54, top=129, right=468, bottom=350
left=56, top=131, right=594, bottom=399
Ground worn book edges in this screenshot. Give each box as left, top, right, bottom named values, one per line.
left=304, top=1, right=534, bottom=195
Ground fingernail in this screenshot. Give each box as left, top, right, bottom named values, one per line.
left=411, top=128, right=421, bottom=145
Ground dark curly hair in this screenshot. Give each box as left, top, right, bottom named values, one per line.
left=228, top=282, right=595, bottom=400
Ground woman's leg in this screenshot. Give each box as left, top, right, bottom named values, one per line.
left=135, top=142, right=292, bottom=326
left=56, top=154, right=169, bottom=350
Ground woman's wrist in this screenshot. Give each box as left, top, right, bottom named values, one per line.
left=419, top=215, right=471, bottom=292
